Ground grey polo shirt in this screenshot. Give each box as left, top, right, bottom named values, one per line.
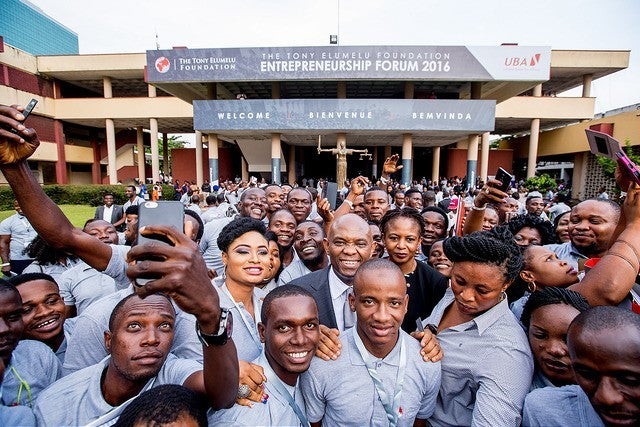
left=523, top=384, right=604, bottom=427
left=423, top=288, right=533, bottom=427
left=208, top=352, right=307, bottom=426
left=278, top=258, right=312, bottom=286
left=58, top=261, right=118, bottom=315
left=215, top=280, right=265, bottom=362
left=1, top=340, right=61, bottom=407
left=300, top=328, right=441, bottom=426
left=34, top=354, right=201, bottom=426
left=0, top=213, right=37, bottom=261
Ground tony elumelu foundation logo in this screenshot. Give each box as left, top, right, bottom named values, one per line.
left=155, top=57, right=171, bottom=73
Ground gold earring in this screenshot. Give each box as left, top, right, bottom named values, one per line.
left=499, top=291, right=507, bottom=302
left=527, top=281, right=537, bottom=293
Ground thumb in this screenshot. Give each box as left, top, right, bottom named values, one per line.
left=396, top=165, right=404, bottom=170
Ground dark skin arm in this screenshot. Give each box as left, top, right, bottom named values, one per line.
left=127, top=224, right=239, bottom=409
left=570, top=182, right=640, bottom=306
left=0, top=234, right=11, bottom=274
left=0, top=105, right=112, bottom=270
left=462, top=179, right=508, bottom=235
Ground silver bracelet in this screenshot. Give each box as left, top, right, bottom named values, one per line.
left=472, top=205, right=486, bottom=211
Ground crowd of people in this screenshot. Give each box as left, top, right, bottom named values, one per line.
left=0, top=103, right=639, bottom=426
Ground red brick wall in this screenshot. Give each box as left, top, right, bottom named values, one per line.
left=446, top=148, right=514, bottom=179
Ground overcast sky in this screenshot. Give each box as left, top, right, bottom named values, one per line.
left=27, top=0, right=640, bottom=114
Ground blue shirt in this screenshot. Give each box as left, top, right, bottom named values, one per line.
left=523, top=384, right=604, bottom=427
left=544, top=242, right=588, bottom=271
left=423, top=288, right=534, bottom=427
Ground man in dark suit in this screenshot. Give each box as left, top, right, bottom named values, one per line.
left=290, top=213, right=373, bottom=331
left=94, top=193, right=125, bottom=231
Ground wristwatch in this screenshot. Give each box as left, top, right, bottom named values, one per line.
left=196, top=308, right=233, bottom=346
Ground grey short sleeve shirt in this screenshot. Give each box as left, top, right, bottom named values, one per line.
left=300, top=328, right=441, bottom=426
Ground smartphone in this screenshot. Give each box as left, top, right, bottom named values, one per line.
left=11, top=99, right=37, bottom=134
left=495, top=167, right=513, bottom=192
left=136, top=201, right=185, bottom=285
left=324, top=181, right=338, bottom=210
left=586, top=129, right=640, bottom=185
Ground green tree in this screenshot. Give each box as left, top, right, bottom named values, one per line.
left=143, top=135, right=187, bottom=171
left=595, top=139, right=640, bottom=178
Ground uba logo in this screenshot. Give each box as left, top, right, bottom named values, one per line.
left=504, top=53, right=541, bottom=67
left=155, top=56, right=171, bottom=73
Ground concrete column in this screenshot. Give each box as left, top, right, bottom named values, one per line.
left=148, top=84, right=157, bottom=98
left=402, top=133, right=412, bottom=186
left=480, top=132, right=490, bottom=182
left=582, top=74, right=593, bottom=98
left=91, top=130, right=101, bottom=184
left=195, top=131, right=204, bottom=187
left=572, top=152, right=588, bottom=200
left=103, top=77, right=112, bottom=98
left=527, top=119, right=541, bottom=178
left=136, top=126, right=145, bottom=181
left=271, top=133, right=281, bottom=184
left=527, top=83, right=543, bottom=178
left=53, top=120, right=68, bottom=184
left=103, top=77, right=116, bottom=184
left=466, top=134, right=479, bottom=190
left=287, top=145, right=296, bottom=185
left=162, top=133, right=169, bottom=176
left=432, top=146, right=441, bottom=183
left=208, top=133, right=219, bottom=184
left=149, top=118, right=160, bottom=183
left=241, top=157, right=249, bottom=182
left=106, top=118, right=117, bottom=184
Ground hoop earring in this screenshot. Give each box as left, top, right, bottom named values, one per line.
left=527, top=281, right=537, bottom=293
left=499, top=291, right=507, bottom=302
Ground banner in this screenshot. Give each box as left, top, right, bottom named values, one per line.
left=148, top=45, right=550, bottom=82
left=193, top=99, right=495, bottom=132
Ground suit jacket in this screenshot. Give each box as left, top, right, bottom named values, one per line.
left=94, top=205, right=124, bottom=230
left=289, top=267, right=338, bottom=330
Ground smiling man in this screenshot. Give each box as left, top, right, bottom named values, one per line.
left=278, top=221, right=329, bottom=286
left=545, top=199, right=620, bottom=271
left=209, top=285, right=321, bottom=426
left=523, top=306, right=640, bottom=427
left=287, top=188, right=314, bottom=224
left=300, top=259, right=441, bottom=426
left=0, top=282, right=61, bottom=408
left=290, top=214, right=373, bottom=331
left=268, top=209, right=298, bottom=268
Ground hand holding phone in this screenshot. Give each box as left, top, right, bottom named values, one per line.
left=135, top=201, right=185, bottom=286
left=494, top=167, right=513, bottom=192
left=10, top=99, right=37, bottom=134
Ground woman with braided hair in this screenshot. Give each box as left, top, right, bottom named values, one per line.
left=420, top=227, right=534, bottom=427
left=520, top=287, right=590, bottom=390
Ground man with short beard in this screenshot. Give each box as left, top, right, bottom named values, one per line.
left=545, top=199, right=620, bottom=271
left=286, top=188, right=313, bottom=224
left=264, top=184, right=285, bottom=222
left=278, top=221, right=329, bottom=285
left=364, top=187, right=390, bottom=225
